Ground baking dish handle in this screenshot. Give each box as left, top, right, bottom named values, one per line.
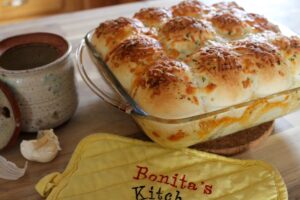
left=75, top=40, right=131, bottom=113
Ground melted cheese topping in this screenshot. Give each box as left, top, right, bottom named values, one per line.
left=197, top=98, right=289, bottom=139
left=92, top=17, right=152, bottom=59
left=133, top=59, right=204, bottom=118
left=232, top=40, right=292, bottom=96
left=159, top=16, right=215, bottom=59
left=210, top=12, right=250, bottom=39
left=134, top=7, right=172, bottom=29
left=271, top=35, right=300, bottom=78
left=245, top=13, right=280, bottom=33
left=137, top=59, right=191, bottom=94
left=171, top=0, right=210, bottom=18
left=212, top=1, right=245, bottom=12
left=187, top=46, right=253, bottom=109
left=107, top=36, right=165, bottom=92
left=95, top=17, right=146, bottom=38
left=108, top=36, right=164, bottom=64
left=233, top=40, right=281, bottom=67
left=92, top=0, right=298, bottom=119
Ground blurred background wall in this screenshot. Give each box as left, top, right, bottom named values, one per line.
left=0, top=0, right=144, bottom=24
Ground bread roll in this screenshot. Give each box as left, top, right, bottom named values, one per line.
left=171, top=0, right=210, bottom=18
left=245, top=13, right=280, bottom=33
left=232, top=40, right=292, bottom=96
left=212, top=1, right=245, bottom=12
left=133, top=7, right=172, bottom=29
left=208, top=6, right=279, bottom=39
left=244, top=32, right=300, bottom=79
left=187, top=45, right=253, bottom=110
left=159, top=16, right=215, bottom=59
left=92, top=17, right=151, bottom=59
left=107, top=36, right=165, bottom=92
left=133, top=59, right=204, bottom=118
left=209, top=12, right=251, bottom=39
left=271, top=35, right=300, bottom=76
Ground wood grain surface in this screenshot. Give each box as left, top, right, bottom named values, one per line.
left=0, top=0, right=300, bottom=199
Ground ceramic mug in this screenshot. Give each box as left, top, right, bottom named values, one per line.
left=0, top=32, right=78, bottom=132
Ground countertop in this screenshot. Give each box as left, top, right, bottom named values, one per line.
left=0, top=0, right=300, bottom=199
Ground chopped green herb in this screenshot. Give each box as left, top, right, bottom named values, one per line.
left=289, top=57, right=295, bottom=62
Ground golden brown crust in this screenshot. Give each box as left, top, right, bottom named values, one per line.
left=232, top=40, right=281, bottom=68
left=108, top=36, right=164, bottom=64
left=94, top=17, right=152, bottom=58
left=231, top=39, right=291, bottom=96
left=290, top=36, right=300, bottom=49
left=95, top=17, right=145, bottom=38
left=133, top=58, right=203, bottom=118
left=272, top=35, right=300, bottom=52
left=138, top=59, right=189, bottom=93
left=210, top=12, right=248, bottom=38
left=159, top=16, right=215, bottom=58
left=189, top=46, right=243, bottom=85
left=171, top=0, right=210, bottom=18
left=271, top=35, right=300, bottom=75
left=210, top=4, right=280, bottom=35
left=134, top=7, right=172, bottom=28
left=187, top=46, right=253, bottom=108
left=212, top=1, right=245, bottom=12
left=190, top=46, right=242, bottom=72
left=106, top=36, right=166, bottom=93
left=161, top=16, right=208, bottom=38
left=110, top=36, right=166, bottom=91
left=245, top=13, right=280, bottom=33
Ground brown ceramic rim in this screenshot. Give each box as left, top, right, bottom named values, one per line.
left=0, top=81, right=21, bottom=150
left=0, top=32, right=72, bottom=74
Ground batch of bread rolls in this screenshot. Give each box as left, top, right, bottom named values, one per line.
left=92, top=0, right=300, bottom=119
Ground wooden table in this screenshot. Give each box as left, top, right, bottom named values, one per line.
left=1, top=0, right=300, bottom=199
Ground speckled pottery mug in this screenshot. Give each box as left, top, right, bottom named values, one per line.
left=0, top=32, right=78, bottom=132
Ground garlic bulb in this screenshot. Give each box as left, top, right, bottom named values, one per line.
left=0, top=155, right=27, bottom=180
left=20, top=129, right=61, bottom=163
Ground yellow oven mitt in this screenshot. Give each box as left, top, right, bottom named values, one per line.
left=36, top=133, right=287, bottom=200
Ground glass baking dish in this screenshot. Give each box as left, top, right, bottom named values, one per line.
left=75, top=29, right=300, bottom=148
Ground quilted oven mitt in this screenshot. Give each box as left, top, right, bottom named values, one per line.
left=36, top=133, right=287, bottom=200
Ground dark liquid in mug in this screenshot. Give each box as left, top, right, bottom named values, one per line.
left=0, top=43, right=60, bottom=70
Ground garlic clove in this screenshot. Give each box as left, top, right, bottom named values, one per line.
left=37, top=130, right=61, bottom=150
left=20, top=129, right=61, bottom=163
left=0, top=155, right=27, bottom=180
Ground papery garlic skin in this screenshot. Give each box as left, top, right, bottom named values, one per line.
left=0, top=155, right=27, bottom=180
left=20, top=129, right=61, bottom=163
